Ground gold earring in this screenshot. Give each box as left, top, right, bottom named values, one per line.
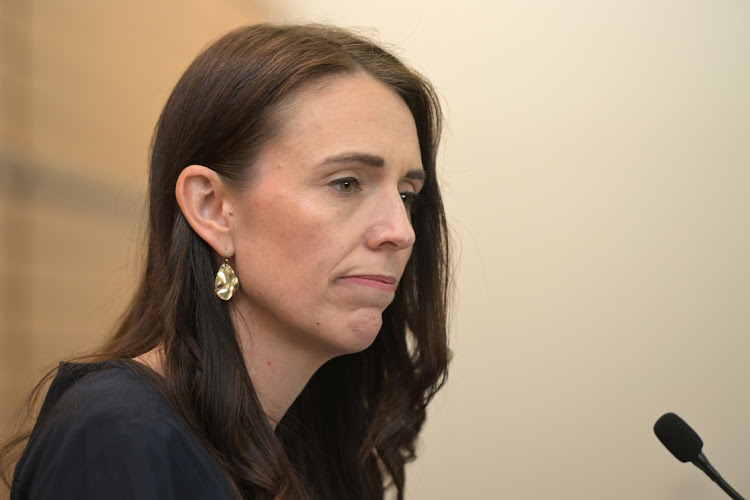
left=214, top=258, right=239, bottom=301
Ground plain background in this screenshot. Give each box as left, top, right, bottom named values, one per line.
left=2, top=1, right=749, bottom=498
left=279, top=1, right=750, bottom=498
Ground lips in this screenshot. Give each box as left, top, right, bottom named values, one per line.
left=339, top=275, right=397, bottom=292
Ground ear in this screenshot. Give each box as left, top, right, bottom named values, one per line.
left=175, top=165, right=236, bottom=257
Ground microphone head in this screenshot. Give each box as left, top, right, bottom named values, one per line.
left=654, top=412, right=703, bottom=463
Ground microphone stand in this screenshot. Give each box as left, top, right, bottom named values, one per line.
left=693, top=452, right=745, bottom=500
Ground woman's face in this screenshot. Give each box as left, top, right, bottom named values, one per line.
left=230, top=73, right=423, bottom=359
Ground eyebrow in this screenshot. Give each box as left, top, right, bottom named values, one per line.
left=320, top=152, right=426, bottom=181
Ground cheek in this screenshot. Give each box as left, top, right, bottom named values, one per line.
left=239, top=196, right=339, bottom=283
left=397, top=246, right=414, bottom=272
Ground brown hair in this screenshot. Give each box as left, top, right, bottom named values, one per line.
left=2, top=23, right=450, bottom=499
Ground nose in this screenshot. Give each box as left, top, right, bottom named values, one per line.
left=365, top=190, right=416, bottom=251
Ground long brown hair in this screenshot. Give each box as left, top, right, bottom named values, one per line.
left=2, top=24, right=450, bottom=499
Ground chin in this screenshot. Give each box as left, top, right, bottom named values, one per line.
left=335, top=310, right=383, bottom=354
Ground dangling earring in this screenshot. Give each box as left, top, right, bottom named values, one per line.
left=214, top=255, right=239, bottom=301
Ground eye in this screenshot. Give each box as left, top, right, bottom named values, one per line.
left=400, top=191, right=422, bottom=210
left=331, top=177, right=360, bottom=193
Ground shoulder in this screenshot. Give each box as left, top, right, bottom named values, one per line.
left=47, top=361, right=171, bottom=426
left=39, top=362, right=181, bottom=456
left=12, top=362, right=232, bottom=500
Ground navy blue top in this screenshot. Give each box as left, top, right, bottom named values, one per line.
left=11, top=361, right=233, bottom=499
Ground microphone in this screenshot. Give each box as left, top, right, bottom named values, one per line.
left=654, top=412, right=745, bottom=500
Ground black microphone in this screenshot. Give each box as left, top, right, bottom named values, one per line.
left=654, top=412, right=745, bottom=500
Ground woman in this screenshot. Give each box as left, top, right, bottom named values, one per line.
left=2, top=23, right=450, bottom=499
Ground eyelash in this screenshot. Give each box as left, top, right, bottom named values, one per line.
left=330, top=177, right=423, bottom=209
left=400, top=191, right=421, bottom=210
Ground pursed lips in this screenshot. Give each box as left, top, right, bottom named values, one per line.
left=338, top=275, right=398, bottom=292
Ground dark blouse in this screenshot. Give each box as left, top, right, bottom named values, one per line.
left=11, top=361, right=233, bottom=499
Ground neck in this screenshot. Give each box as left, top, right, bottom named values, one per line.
left=134, top=313, right=330, bottom=430
left=231, top=309, right=331, bottom=429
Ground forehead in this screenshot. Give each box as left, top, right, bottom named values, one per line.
left=262, top=73, right=423, bottom=169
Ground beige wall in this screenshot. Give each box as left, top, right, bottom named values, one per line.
left=0, top=0, right=272, bottom=443
left=279, top=1, right=750, bottom=499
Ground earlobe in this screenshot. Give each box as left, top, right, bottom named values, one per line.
left=175, top=165, right=235, bottom=256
